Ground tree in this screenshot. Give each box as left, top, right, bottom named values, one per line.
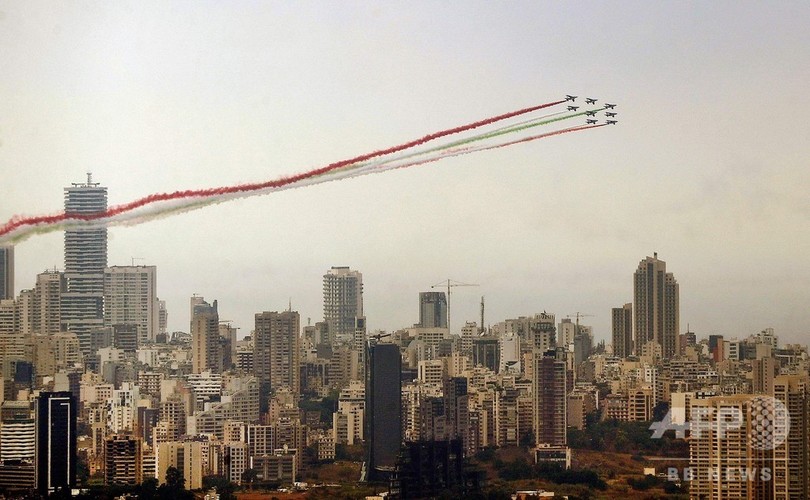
left=158, top=466, right=192, bottom=500
left=242, top=468, right=259, bottom=489
left=165, top=465, right=185, bottom=490
left=202, top=475, right=236, bottom=500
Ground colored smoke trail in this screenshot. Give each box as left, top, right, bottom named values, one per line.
left=0, top=98, right=613, bottom=244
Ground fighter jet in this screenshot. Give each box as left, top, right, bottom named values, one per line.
left=586, top=119, right=598, bottom=124
left=585, top=98, right=597, bottom=104
left=567, top=106, right=579, bottom=111
left=606, top=120, right=618, bottom=125
left=605, top=112, right=617, bottom=117
left=585, top=110, right=597, bottom=116
left=565, top=95, right=578, bottom=102
left=604, top=103, right=617, bottom=109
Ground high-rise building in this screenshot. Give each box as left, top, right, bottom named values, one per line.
left=612, top=303, right=633, bottom=358
left=365, top=342, right=401, bottom=482
left=532, top=349, right=568, bottom=448
left=633, top=253, right=679, bottom=359
left=323, top=267, right=363, bottom=342
left=29, top=270, right=66, bottom=336
left=0, top=246, right=13, bottom=300
left=104, top=265, right=159, bottom=345
left=61, top=174, right=107, bottom=353
left=254, top=311, right=301, bottom=395
left=191, top=298, right=221, bottom=373
left=752, top=357, right=775, bottom=395
left=104, top=435, right=143, bottom=486
left=0, top=401, right=35, bottom=463
left=443, top=377, right=471, bottom=454
left=689, top=395, right=775, bottom=500
left=418, top=292, right=447, bottom=329
left=35, top=392, right=77, bottom=494
left=772, top=374, right=809, bottom=499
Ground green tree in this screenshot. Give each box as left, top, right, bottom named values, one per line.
left=242, top=468, right=259, bottom=489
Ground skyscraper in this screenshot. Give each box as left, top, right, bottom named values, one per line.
left=532, top=349, right=568, bottom=448
left=191, top=298, right=221, bottom=373
left=633, top=253, right=679, bottom=359
left=61, top=174, right=107, bottom=353
left=323, top=267, right=363, bottom=343
left=35, top=392, right=77, bottom=494
left=0, top=245, right=13, bottom=300
left=365, top=342, right=401, bottom=482
left=104, top=265, right=159, bottom=345
left=254, top=311, right=301, bottom=395
left=772, top=374, right=809, bottom=499
left=611, top=303, right=633, bottom=358
left=418, top=291, right=447, bottom=328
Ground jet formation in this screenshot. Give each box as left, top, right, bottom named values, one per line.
left=566, top=95, right=618, bottom=126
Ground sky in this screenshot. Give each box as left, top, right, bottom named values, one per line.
left=1, top=1, right=809, bottom=344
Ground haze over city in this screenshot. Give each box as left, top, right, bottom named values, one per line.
left=2, top=2, right=809, bottom=343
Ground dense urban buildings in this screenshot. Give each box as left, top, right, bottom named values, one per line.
left=61, top=175, right=108, bottom=353
left=2, top=189, right=808, bottom=499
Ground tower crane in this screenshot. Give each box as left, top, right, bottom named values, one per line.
left=431, top=279, right=479, bottom=334
left=567, top=312, right=595, bottom=334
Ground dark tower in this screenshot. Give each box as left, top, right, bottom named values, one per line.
left=35, top=391, right=77, bottom=494
left=365, top=342, right=401, bottom=482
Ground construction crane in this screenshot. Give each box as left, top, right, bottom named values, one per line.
left=431, top=279, right=479, bottom=334
left=567, top=312, right=595, bottom=333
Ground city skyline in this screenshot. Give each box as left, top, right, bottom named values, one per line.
left=2, top=2, right=809, bottom=343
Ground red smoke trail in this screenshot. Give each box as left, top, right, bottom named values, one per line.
left=0, top=100, right=565, bottom=237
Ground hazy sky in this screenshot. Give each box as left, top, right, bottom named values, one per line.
left=2, top=2, right=809, bottom=344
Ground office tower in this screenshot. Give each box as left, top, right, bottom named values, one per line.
left=323, top=267, right=363, bottom=342
left=689, top=395, right=776, bottom=500
left=104, top=435, right=143, bottom=486
left=365, top=342, right=401, bottom=482
left=352, top=317, right=367, bottom=377
left=0, top=246, right=12, bottom=300
left=532, top=349, right=568, bottom=447
left=772, top=375, right=809, bottom=499
left=612, top=303, right=633, bottom=358
left=418, top=291, right=447, bottom=328
left=35, top=392, right=77, bottom=494
left=254, top=311, right=301, bottom=395
left=61, top=174, right=107, bottom=353
left=633, top=253, right=679, bottom=359
left=191, top=298, right=221, bottom=373
left=104, top=265, right=159, bottom=345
